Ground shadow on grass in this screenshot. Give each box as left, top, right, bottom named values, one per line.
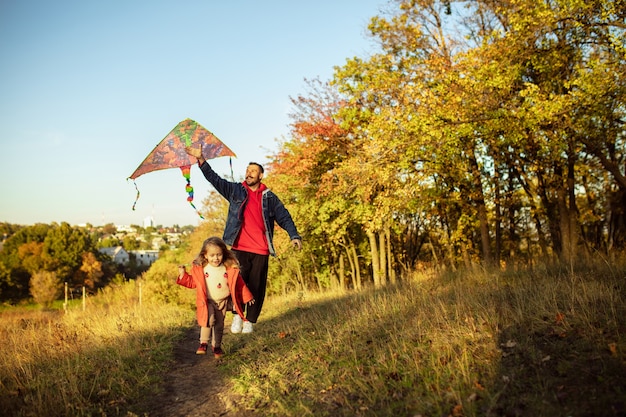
left=217, top=275, right=626, bottom=417
left=217, top=285, right=460, bottom=416
left=494, top=321, right=626, bottom=417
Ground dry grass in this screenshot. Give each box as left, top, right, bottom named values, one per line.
left=1, top=266, right=625, bottom=416
left=220, top=267, right=626, bottom=416
left=0, top=280, right=193, bottom=417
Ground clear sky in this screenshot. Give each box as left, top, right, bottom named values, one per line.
left=0, top=1, right=385, bottom=227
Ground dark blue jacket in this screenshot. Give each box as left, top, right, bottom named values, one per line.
left=199, top=162, right=301, bottom=256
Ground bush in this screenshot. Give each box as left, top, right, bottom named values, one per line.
left=29, top=270, right=62, bottom=308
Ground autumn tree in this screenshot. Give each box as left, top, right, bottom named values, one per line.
left=267, top=78, right=363, bottom=291
left=267, top=0, right=625, bottom=288
left=29, top=270, right=62, bottom=309
left=79, top=252, right=104, bottom=290
left=0, top=223, right=53, bottom=300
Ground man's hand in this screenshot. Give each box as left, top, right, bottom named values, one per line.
left=185, top=146, right=205, bottom=164
left=291, top=238, right=302, bottom=250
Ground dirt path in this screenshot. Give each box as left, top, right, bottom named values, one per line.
left=142, top=326, right=256, bottom=417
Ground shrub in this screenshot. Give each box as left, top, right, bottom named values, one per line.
left=29, top=270, right=62, bottom=308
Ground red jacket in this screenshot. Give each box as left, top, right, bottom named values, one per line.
left=176, top=264, right=254, bottom=327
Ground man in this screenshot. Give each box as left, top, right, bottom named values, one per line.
left=186, top=147, right=302, bottom=333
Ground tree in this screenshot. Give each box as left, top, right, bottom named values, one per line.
left=42, top=222, right=95, bottom=285
left=265, top=0, right=626, bottom=285
left=0, top=223, right=53, bottom=300
left=29, top=270, right=62, bottom=309
left=79, top=252, right=104, bottom=290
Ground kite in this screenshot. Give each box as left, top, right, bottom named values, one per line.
left=128, top=118, right=236, bottom=218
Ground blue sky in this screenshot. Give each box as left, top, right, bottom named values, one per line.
left=0, top=1, right=386, bottom=227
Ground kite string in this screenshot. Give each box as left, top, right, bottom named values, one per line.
left=180, top=165, right=204, bottom=219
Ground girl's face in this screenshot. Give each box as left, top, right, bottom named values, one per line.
left=205, top=244, right=223, bottom=267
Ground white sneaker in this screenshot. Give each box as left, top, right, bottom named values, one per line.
left=242, top=321, right=253, bottom=334
left=231, top=314, right=243, bottom=334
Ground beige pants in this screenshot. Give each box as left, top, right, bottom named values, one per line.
left=199, top=298, right=229, bottom=348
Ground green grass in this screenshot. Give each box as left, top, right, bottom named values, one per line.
left=1, top=267, right=624, bottom=416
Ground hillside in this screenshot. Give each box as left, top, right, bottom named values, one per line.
left=2, top=267, right=625, bottom=416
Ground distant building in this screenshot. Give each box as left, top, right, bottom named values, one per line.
left=151, top=236, right=166, bottom=250
left=143, top=216, right=154, bottom=228
left=131, top=249, right=159, bottom=266
left=98, top=247, right=159, bottom=267
left=99, top=246, right=130, bottom=265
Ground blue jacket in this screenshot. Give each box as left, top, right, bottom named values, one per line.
left=199, top=162, right=301, bottom=256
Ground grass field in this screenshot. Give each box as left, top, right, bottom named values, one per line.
left=1, top=265, right=625, bottom=416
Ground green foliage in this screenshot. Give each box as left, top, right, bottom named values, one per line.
left=0, top=223, right=117, bottom=302
left=264, top=0, right=626, bottom=284
left=97, top=236, right=121, bottom=248
left=122, top=235, right=140, bottom=250
left=42, top=222, right=95, bottom=282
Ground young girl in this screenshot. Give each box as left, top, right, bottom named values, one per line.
left=177, top=237, right=254, bottom=358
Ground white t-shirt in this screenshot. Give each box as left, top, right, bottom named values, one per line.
left=203, top=264, right=230, bottom=301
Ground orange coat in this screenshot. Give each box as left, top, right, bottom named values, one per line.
left=176, top=264, right=254, bottom=327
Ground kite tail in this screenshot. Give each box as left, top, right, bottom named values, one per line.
left=180, top=165, right=204, bottom=219
left=130, top=179, right=141, bottom=211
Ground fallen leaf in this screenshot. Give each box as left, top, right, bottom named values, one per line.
left=608, top=342, right=618, bottom=356
left=555, top=312, right=565, bottom=324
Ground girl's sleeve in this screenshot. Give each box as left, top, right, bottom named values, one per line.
left=176, top=271, right=195, bottom=289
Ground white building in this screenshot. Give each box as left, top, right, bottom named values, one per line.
left=143, top=216, right=154, bottom=228
left=99, top=246, right=130, bottom=265
left=131, top=249, right=159, bottom=266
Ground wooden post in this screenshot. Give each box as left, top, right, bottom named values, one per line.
left=64, top=282, right=68, bottom=313
left=82, top=286, right=86, bottom=311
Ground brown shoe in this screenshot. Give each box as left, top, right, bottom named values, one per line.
left=196, top=343, right=208, bottom=355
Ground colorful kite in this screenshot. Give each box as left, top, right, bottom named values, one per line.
left=128, top=118, right=236, bottom=218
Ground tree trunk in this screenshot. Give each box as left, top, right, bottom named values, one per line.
left=558, top=151, right=579, bottom=265
left=468, top=146, right=493, bottom=266
left=338, top=252, right=346, bottom=290
left=386, top=227, right=396, bottom=284
left=367, top=230, right=381, bottom=287
left=428, top=234, right=440, bottom=271
left=343, top=240, right=362, bottom=290
left=309, top=253, right=321, bottom=291
left=493, top=161, right=502, bottom=268
left=378, top=231, right=387, bottom=286
left=295, top=259, right=306, bottom=292
left=343, top=245, right=357, bottom=290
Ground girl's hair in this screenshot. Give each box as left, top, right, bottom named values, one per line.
left=193, top=236, right=239, bottom=268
